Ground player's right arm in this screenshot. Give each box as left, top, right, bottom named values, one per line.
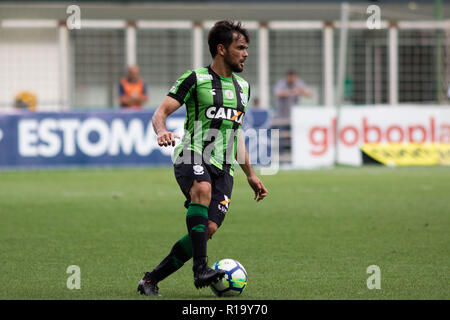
left=152, top=96, right=182, bottom=147
left=152, top=70, right=197, bottom=147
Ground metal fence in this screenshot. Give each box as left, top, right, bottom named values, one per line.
left=0, top=19, right=449, bottom=110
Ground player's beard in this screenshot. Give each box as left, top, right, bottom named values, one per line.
left=224, top=54, right=244, bottom=73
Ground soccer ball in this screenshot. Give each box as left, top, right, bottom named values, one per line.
left=210, top=259, right=248, bottom=297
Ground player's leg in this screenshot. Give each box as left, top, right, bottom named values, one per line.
left=207, top=220, right=218, bottom=239
left=140, top=219, right=217, bottom=295
left=137, top=160, right=212, bottom=296
left=207, top=165, right=234, bottom=239
left=187, top=180, right=226, bottom=288
left=137, top=233, right=191, bottom=296
left=138, top=159, right=223, bottom=294
left=187, top=180, right=211, bottom=270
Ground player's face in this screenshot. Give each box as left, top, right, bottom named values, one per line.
left=224, top=33, right=248, bottom=73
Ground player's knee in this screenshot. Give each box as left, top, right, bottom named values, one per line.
left=190, top=181, right=211, bottom=204
left=207, top=221, right=218, bottom=240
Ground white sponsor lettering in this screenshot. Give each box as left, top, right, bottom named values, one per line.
left=205, top=106, right=244, bottom=124
left=215, top=107, right=227, bottom=119
left=17, top=117, right=182, bottom=158
left=19, top=120, right=39, bottom=157
left=38, top=119, right=61, bottom=157
left=77, top=118, right=110, bottom=157
left=197, top=74, right=213, bottom=82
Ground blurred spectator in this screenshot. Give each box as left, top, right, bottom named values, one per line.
left=119, top=65, right=148, bottom=109
left=273, top=69, right=312, bottom=121
left=272, top=70, right=312, bottom=164
left=14, top=91, right=37, bottom=111
left=252, top=97, right=261, bottom=109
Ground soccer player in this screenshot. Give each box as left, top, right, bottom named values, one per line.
left=138, top=20, right=268, bottom=296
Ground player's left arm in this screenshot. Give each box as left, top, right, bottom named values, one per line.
left=236, top=133, right=268, bottom=202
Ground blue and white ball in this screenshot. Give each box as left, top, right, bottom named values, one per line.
left=210, top=259, right=248, bottom=297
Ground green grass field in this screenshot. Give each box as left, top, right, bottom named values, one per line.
left=0, top=166, right=449, bottom=300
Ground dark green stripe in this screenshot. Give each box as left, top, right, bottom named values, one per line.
left=171, top=255, right=184, bottom=269
left=186, top=202, right=209, bottom=218
left=191, top=224, right=206, bottom=233
left=178, top=234, right=193, bottom=259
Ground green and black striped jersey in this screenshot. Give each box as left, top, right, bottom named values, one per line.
left=168, top=65, right=250, bottom=176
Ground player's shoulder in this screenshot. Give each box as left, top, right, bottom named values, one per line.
left=232, top=74, right=250, bottom=90
left=176, top=67, right=211, bottom=82
left=191, top=67, right=214, bottom=82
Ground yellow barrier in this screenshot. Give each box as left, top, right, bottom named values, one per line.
left=361, top=143, right=450, bottom=166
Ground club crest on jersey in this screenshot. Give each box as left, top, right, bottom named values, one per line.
left=205, top=106, right=245, bottom=124
left=224, top=90, right=234, bottom=99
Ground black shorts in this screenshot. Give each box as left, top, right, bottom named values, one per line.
left=174, top=157, right=234, bottom=228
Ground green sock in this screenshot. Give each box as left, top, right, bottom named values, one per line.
left=149, top=233, right=192, bottom=283
left=186, top=202, right=209, bottom=270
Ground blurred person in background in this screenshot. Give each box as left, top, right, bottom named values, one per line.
left=119, top=65, right=148, bottom=109
left=273, top=69, right=312, bottom=162
left=273, top=69, right=312, bottom=122
left=251, top=97, right=261, bottom=109
left=14, top=91, right=37, bottom=111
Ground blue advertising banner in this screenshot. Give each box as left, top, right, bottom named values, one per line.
left=0, top=109, right=271, bottom=169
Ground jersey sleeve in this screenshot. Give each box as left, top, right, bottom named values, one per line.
left=167, top=70, right=196, bottom=105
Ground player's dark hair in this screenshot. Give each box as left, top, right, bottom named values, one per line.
left=208, top=20, right=250, bottom=58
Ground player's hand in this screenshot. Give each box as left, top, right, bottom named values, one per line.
left=247, top=175, right=268, bottom=202
left=157, top=130, right=180, bottom=147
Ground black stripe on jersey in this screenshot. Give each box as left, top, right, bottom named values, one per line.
left=184, top=71, right=198, bottom=132
left=223, top=76, right=246, bottom=170
left=203, top=66, right=225, bottom=164
left=190, top=73, right=199, bottom=164
left=174, top=71, right=197, bottom=163
left=167, top=71, right=196, bottom=106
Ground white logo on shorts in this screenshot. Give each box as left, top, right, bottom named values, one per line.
left=193, top=164, right=204, bottom=175
left=218, top=195, right=230, bottom=213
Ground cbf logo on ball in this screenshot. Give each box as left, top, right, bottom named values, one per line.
left=205, top=106, right=245, bottom=124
